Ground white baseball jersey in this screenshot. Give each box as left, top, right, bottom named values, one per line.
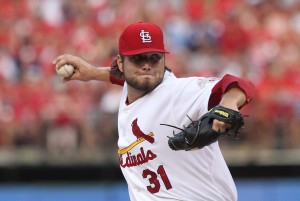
left=117, top=70, right=237, bottom=201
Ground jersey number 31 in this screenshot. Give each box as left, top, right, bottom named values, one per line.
left=142, top=165, right=172, bottom=194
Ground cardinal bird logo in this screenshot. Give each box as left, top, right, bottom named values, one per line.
left=131, top=118, right=155, bottom=144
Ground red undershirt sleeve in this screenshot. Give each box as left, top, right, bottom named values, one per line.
left=109, top=75, right=125, bottom=86
left=208, top=74, right=255, bottom=110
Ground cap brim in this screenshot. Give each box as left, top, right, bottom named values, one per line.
left=121, top=48, right=170, bottom=56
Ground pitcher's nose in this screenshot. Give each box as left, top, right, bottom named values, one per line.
left=142, top=63, right=151, bottom=71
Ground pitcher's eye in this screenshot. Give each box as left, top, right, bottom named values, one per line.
left=129, top=55, right=144, bottom=65
left=128, top=53, right=163, bottom=66
left=149, top=54, right=163, bottom=64
left=129, top=55, right=143, bottom=63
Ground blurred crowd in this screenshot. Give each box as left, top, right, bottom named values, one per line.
left=1, top=0, right=300, bottom=165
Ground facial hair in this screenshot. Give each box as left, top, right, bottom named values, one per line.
left=123, top=67, right=164, bottom=93
left=126, top=75, right=163, bottom=93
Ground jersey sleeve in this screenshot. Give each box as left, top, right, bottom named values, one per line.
left=170, top=77, right=219, bottom=124
left=208, top=74, right=255, bottom=110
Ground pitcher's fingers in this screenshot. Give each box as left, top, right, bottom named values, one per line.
left=53, top=54, right=72, bottom=66
left=212, top=119, right=226, bottom=133
left=52, top=55, right=65, bottom=65
left=54, top=59, right=72, bottom=71
left=62, top=77, right=70, bottom=82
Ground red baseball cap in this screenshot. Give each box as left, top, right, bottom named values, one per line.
left=119, top=22, right=170, bottom=56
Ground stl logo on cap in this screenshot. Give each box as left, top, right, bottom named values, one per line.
left=140, top=30, right=152, bottom=43
left=118, top=22, right=170, bottom=55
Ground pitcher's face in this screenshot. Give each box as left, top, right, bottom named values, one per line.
left=122, top=53, right=165, bottom=93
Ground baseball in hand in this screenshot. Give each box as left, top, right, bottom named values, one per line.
left=56, top=64, right=74, bottom=77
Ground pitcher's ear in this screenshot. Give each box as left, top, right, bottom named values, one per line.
left=117, top=55, right=123, bottom=72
